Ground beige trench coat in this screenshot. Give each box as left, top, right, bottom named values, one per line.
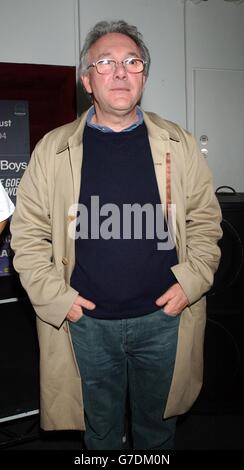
left=10, top=110, right=222, bottom=430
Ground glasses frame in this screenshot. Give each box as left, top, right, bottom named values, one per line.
left=86, top=57, right=147, bottom=75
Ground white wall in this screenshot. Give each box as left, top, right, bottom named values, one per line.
left=185, top=0, right=244, bottom=130
left=185, top=0, right=244, bottom=190
left=0, top=0, right=78, bottom=66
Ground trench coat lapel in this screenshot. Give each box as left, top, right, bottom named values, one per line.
left=143, top=112, right=171, bottom=215
left=68, top=112, right=88, bottom=205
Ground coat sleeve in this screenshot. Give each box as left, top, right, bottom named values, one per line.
left=171, top=133, right=223, bottom=305
left=10, top=139, right=78, bottom=328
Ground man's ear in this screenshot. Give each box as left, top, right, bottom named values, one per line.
left=80, top=73, right=92, bottom=94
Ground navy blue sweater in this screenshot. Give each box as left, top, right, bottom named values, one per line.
left=70, top=123, right=178, bottom=319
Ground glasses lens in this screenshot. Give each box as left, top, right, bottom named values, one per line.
left=96, top=60, right=114, bottom=74
left=95, top=58, right=145, bottom=74
left=125, top=59, right=144, bottom=73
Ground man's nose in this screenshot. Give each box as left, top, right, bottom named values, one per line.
left=113, top=62, right=127, bottom=79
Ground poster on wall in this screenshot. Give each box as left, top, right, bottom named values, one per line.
left=0, top=100, right=30, bottom=276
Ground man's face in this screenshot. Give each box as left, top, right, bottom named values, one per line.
left=81, top=33, right=146, bottom=118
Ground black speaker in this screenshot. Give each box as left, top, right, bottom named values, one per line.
left=210, top=189, right=244, bottom=294
left=0, top=297, right=39, bottom=421
left=191, top=190, right=244, bottom=415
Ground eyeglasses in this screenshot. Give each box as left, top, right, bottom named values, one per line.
left=87, top=57, right=146, bottom=75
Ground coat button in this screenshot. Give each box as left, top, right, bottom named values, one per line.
left=62, top=257, right=69, bottom=265
left=67, top=215, right=76, bottom=221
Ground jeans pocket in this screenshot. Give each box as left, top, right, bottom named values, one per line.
left=160, top=309, right=180, bottom=322
left=69, top=313, right=86, bottom=331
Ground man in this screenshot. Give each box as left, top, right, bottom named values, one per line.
left=0, top=181, right=14, bottom=234
left=10, top=20, right=222, bottom=450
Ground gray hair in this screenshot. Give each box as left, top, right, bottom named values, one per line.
left=79, top=20, right=151, bottom=78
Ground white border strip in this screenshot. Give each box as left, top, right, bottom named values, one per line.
left=0, top=297, right=18, bottom=304
left=0, top=409, right=39, bottom=423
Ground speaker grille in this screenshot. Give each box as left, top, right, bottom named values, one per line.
left=192, top=192, right=244, bottom=414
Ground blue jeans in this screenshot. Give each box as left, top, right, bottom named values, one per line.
left=69, top=309, right=179, bottom=450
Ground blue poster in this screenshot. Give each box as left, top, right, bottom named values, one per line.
left=0, top=100, right=30, bottom=276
